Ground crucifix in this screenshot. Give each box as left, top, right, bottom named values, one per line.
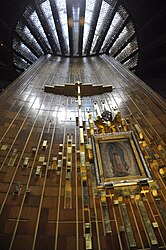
left=44, top=81, right=112, bottom=96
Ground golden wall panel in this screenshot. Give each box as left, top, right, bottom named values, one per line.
left=0, top=55, right=165, bottom=250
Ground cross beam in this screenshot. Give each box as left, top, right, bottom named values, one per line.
left=44, top=81, right=112, bottom=96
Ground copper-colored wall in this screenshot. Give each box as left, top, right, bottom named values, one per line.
left=0, top=55, right=165, bottom=250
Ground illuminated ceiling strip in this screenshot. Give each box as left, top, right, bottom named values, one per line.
left=84, top=0, right=102, bottom=55
left=14, top=31, right=40, bottom=58
left=78, top=0, right=86, bottom=56
left=120, top=49, right=138, bottom=64
left=49, top=0, right=68, bottom=55
left=66, top=0, right=74, bottom=56
left=105, top=16, right=130, bottom=54
left=31, top=0, right=59, bottom=54
left=92, top=1, right=119, bottom=54
left=113, top=33, right=136, bottom=58
left=13, top=48, right=34, bottom=65
left=22, top=15, right=49, bottom=54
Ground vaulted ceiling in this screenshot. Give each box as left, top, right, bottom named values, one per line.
left=0, top=0, right=166, bottom=98
left=12, top=0, right=138, bottom=73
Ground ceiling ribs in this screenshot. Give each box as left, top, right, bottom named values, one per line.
left=14, top=64, right=25, bottom=73
left=22, top=15, right=50, bottom=54
left=11, top=0, right=139, bottom=73
left=84, top=0, right=102, bottom=55
left=129, top=65, right=137, bottom=71
left=120, top=49, right=138, bottom=64
left=13, top=48, right=34, bottom=65
left=15, top=21, right=43, bottom=58
left=104, top=16, right=130, bottom=54
left=49, top=0, right=68, bottom=55
left=104, top=0, right=113, bottom=4
left=112, top=33, right=135, bottom=58
left=30, top=0, right=59, bottom=54
left=66, top=0, right=74, bottom=56
left=78, top=0, right=86, bottom=56
left=13, top=53, right=30, bottom=70
left=14, top=31, right=40, bottom=59
left=93, top=0, right=119, bottom=54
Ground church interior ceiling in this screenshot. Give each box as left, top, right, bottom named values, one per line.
left=13, top=0, right=138, bottom=74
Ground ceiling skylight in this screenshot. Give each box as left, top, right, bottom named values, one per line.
left=12, top=0, right=138, bottom=73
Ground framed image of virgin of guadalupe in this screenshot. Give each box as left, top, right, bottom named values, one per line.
left=91, top=131, right=152, bottom=187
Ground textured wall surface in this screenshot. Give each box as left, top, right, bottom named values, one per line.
left=0, top=55, right=165, bottom=250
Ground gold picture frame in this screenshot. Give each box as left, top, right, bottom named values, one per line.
left=91, top=131, right=152, bottom=187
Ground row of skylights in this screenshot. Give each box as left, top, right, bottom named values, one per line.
left=12, top=0, right=138, bottom=74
